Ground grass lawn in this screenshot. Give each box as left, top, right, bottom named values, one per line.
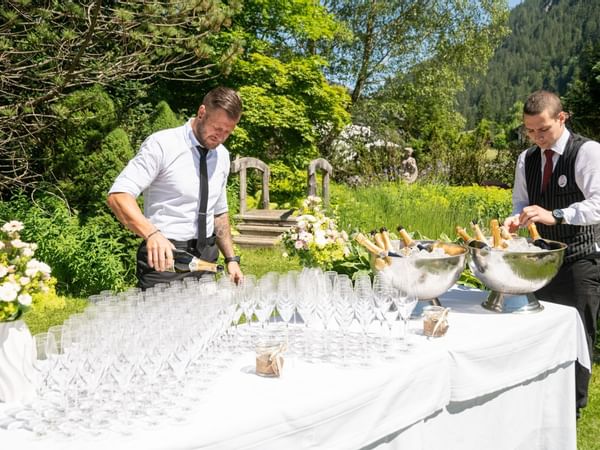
left=578, top=357, right=600, bottom=450
left=22, top=246, right=600, bottom=447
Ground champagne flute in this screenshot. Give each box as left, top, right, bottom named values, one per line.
left=395, top=281, right=418, bottom=352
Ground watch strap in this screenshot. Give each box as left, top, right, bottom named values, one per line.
left=552, top=209, right=565, bottom=224
left=224, top=256, right=241, bottom=264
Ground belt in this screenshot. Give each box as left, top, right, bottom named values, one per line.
left=169, top=235, right=217, bottom=250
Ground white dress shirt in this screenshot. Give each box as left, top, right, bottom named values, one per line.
left=512, top=128, right=600, bottom=226
left=109, top=119, right=230, bottom=241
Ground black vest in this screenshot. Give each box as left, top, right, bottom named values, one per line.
left=525, top=132, right=599, bottom=263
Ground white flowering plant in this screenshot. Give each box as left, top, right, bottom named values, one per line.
left=0, top=221, right=53, bottom=322
left=280, top=196, right=350, bottom=271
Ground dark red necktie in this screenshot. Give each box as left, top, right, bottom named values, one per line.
left=541, top=149, right=554, bottom=192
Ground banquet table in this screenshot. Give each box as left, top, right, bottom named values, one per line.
left=0, top=286, right=590, bottom=450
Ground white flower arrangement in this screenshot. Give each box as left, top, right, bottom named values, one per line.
left=280, top=196, right=350, bottom=270
left=0, top=221, right=53, bottom=322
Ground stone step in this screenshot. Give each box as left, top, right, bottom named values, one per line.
left=236, top=224, right=292, bottom=236
left=235, top=209, right=297, bottom=225
left=233, top=234, right=282, bottom=248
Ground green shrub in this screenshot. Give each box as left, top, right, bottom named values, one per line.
left=268, top=162, right=306, bottom=207
left=149, top=100, right=182, bottom=134
left=0, top=193, right=136, bottom=296
left=66, top=127, right=134, bottom=213
left=48, top=86, right=118, bottom=202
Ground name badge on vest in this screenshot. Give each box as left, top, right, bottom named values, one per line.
left=558, top=174, right=567, bottom=188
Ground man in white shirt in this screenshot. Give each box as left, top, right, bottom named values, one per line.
left=504, top=90, right=600, bottom=418
left=107, top=86, right=243, bottom=288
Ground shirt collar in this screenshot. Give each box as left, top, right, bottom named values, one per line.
left=184, top=119, right=201, bottom=149
left=548, top=127, right=570, bottom=156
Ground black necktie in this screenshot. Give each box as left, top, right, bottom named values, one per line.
left=196, top=146, right=208, bottom=253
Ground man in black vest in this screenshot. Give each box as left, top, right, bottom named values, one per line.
left=504, top=90, right=600, bottom=419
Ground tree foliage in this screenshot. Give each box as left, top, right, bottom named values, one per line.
left=0, top=0, right=243, bottom=193
left=321, top=0, right=509, bottom=103
left=224, top=0, right=352, bottom=173
left=459, top=0, right=600, bottom=127
left=563, top=43, right=600, bottom=141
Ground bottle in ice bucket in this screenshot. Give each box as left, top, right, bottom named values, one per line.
left=490, top=219, right=508, bottom=250
left=527, top=223, right=553, bottom=250
left=354, top=232, right=390, bottom=270
left=372, top=230, right=392, bottom=265
left=456, top=223, right=489, bottom=250
left=167, top=249, right=221, bottom=273
left=397, top=225, right=428, bottom=251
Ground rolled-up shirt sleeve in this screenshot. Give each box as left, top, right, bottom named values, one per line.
left=109, top=137, right=162, bottom=197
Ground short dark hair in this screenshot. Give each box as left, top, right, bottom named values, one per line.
left=523, top=90, right=563, bottom=117
left=202, top=87, right=242, bottom=120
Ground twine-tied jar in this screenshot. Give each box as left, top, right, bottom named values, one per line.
left=255, top=339, right=286, bottom=377
left=422, top=306, right=450, bottom=337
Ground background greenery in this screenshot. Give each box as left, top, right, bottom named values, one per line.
left=1, top=1, right=599, bottom=445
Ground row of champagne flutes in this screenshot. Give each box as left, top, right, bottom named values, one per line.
left=6, top=269, right=419, bottom=438
left=231, top=268, right=420, bottom=364
left=12, top=276, right=238, bottom=438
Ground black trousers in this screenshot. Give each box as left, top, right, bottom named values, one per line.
left=534, top=255, right=600, bottom=410
left=136, top=236, right=219, bottom=290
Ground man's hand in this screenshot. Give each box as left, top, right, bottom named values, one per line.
left=503, top=214, right=521, bottom=233
left=517, top=205, right=555, bottom=227
left=146, top=232, right=175, bottom=272
left=226, top=261, right=244, bottom=285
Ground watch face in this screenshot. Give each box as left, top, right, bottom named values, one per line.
left=553, top=210, right=564, bottom=222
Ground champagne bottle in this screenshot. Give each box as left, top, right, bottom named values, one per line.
left=373, top=230, right=393, bottom=264
left=455, top=225, right=473, bottom=242
left=430, top=241, right=467, bottom=256
left=469, top=220, right=487, bottom=243
left=354, top=233, right=388, bottom=270
left=372, top=230, right=386, bottom=252
left=499, top=225, right=513, bottom=241
left=379, top=227, right=394, bottom=252
left=167, top=249, right=220, bottom=273
left=354, top=233, right=386, bottom=257
left=456, top=225, right=489, bottom=250
left=396, top=225, right=428, bottom=252
left=490, top=219, right=507, bottom=249
left=526, top=223, right=552, bottom=250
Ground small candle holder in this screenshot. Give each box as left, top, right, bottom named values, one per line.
left=422, top=306, right=450, bottom=337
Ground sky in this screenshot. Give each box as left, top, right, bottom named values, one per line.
left=509, top=0, right=523, bottom=8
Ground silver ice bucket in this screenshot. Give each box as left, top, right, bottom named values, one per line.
left=467, top=239, right=567, bottom=313
left=371, top=240, right=467, bottom=306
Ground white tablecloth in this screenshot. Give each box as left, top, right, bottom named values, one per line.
left=422, top=287, right=588, bottom=450
left=0, top=286, right=590, bottom=450
left=439, top=285, right=590, bottom=401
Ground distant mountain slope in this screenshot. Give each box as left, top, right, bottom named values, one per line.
left=458, top=0, right=600, bottom=127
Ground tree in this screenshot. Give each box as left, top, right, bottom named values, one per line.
left=563, top=44, right=600, bottom=141
left=320, top=0, right=510, bottom=103
left=0, top=0, right=243, bottom=194
left=459, top=0, right=600, bottom=127
left=224, top=0, right=352, bottom=169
